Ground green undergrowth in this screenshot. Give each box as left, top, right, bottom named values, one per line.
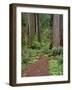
left=21, top=14, right=63, bottom=75
left=22, top=44, right=63, bottom=75
left=48, top=54, right=63, bottom=75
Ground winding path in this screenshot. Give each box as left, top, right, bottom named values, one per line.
left=22, top=56, right=48, bottom=77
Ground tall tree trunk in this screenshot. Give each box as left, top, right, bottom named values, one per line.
left=60, top=15, right=63, bottom=46
left=35, top=14, right=41, bottom=42
left=53, top=14, right=61, bottom=47
left=27, top=13, right=36, bottom=47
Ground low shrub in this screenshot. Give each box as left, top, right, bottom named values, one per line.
left=51, top=47, right=63, bottom=56
left=31, top=41, right=41, bottom=49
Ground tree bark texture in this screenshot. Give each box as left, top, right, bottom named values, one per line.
left=53, top=14, right=63, bottom=47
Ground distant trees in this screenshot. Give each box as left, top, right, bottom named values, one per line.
left=22, top=13, right=63, bottom=49
left=22, top=13, right=29, bottom=47
left=21, top=13, right=63, bottom=77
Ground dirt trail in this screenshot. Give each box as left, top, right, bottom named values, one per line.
left=22, top=56, right=48, bottom=77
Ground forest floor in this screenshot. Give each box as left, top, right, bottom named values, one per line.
left=22, top=56, right=48, bottom=77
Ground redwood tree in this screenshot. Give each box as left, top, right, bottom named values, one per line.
left=53, top=14, right=63, bottom=47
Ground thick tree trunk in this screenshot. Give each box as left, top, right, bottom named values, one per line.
left=27, top=13, right=36, bottom=47
left=60, top=15, right=63, bottom=46
left=53, top=15, right=61, bottom=47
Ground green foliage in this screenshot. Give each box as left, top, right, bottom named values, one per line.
left=22, top=37, right=28, bottom=48
left=39, top=14, right=53, bottom=30
left=22, top=48, right=30, bottom=64
left=22, top=48, right=40, bottom=64
left=21, top=13, right=63, bottom=75
left=41, top=45, right=50, bottom=54
left=48, top=47, right=63, bottom=75
left=22, top=13, right=28, bottom=26
left=31, top=41, right=41, bottom=49
left=48, top=60, right=63, bottom=75
left=49, top=47, right=63, bottom=56
left=55, top=55, right=63, bottom=65
left=48, top=54, right=63, bottom=75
